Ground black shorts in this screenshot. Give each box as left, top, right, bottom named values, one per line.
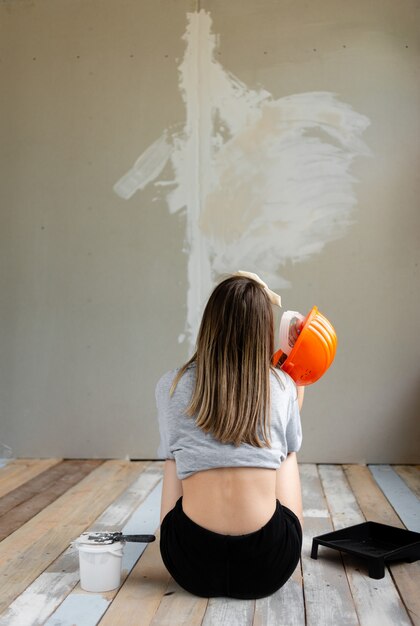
left=160, top=497, right=302, bottom=599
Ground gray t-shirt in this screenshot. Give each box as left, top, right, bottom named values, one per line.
left=156, top=364, right=302, bottom=480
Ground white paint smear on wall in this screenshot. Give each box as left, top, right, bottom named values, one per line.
left=114, top=10, right=370, bottom=349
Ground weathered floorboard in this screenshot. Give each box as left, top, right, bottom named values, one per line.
left=393, top=465, right=420, bottom=499
left=0, top=460, right=103, bottom=541
left=0, top=462, right=418, bottom=626
left=300, top=464, right=359, bottom=626
left=44, top=477, right=163, bottom=626
left=319, top=465, right=412, bottom=626
left=97, top=530, right=171, bottom=626
left=343, top=464, right=404, bottom=528
left=369, top=465, right=420, bottom=532
left=202, top=597, right=255, bottom=626
left=0, top=459, right=62, bottom=498
left=0, top=460, right=143, bottom=615
left=344, top=464, right=420, bottom=626
left=149, top=579, right=208, bottom=626
left=0, top=462, right=163, bottom=626
left=253, top=562, right=305, bottom=626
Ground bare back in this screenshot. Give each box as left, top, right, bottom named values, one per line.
left=181, top=467, right=278, bottom=535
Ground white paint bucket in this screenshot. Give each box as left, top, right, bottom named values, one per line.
left=76, top=535, right=124, bottom=592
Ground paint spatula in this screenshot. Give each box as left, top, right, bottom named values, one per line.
left=86, top=531, right=155, bottom=544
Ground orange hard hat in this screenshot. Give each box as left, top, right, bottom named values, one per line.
left=272, top=306, right=337, bottom=386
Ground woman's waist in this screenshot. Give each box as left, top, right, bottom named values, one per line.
left=181, top=467, right=277, bottom=535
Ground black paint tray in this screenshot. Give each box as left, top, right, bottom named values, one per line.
left=311, top=521, right=420, bottom=579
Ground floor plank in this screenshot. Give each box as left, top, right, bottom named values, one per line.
left=0, top=561, right=81, bottom=626
left=345, top=464, right=420, bottom=626
left=319, top=465, right=413, bottom=626
left=300, top=464, right=359, bottom=626
left=0, top=459, right=62, bottom=498
left=202, top=597, right=255, bottom=626
left=393, top=465, right=420, bottom=500
left=149, top=579, right=208, bottom=626
left=44, top=476, right=163, bottom=626
left=343, top=465, right=404, bottom=528
left=0, top=460, right=103, bottom=541
left=0, top=462, right=162, bottom=626
left=369, top=465, right=420, bottom=532
left=47, top=595, right=110, bottom=626
left=0, top=461, right=418, bottom=626
left=97, top=530, right=171, bottom=626
left=0, top=460, right=144, bottom=615
left=253, top=563, right=305, bottom=626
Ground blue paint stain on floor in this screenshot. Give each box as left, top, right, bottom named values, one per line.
left=370, top=465, right=420, bottom=532
left=44, top=594, right=110, bottom=626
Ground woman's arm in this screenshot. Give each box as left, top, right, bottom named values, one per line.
left=275, top=452, right=303, bottom=527
left=297, top=386, right=305, bottom=411
left=160, top=459, right=183, bottom=523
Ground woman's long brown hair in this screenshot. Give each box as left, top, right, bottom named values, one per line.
left=170, top=275, right=276, bottom=447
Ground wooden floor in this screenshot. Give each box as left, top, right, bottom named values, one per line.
left=0, top=460, right=419, bottom=626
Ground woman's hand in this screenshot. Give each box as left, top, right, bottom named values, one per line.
left=288, top=316, right=303, bottom=347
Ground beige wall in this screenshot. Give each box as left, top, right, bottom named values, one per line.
left=1, top=0, right=419, bottom=462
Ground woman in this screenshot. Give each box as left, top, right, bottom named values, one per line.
left=156, top=273, right=304, bottom=599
